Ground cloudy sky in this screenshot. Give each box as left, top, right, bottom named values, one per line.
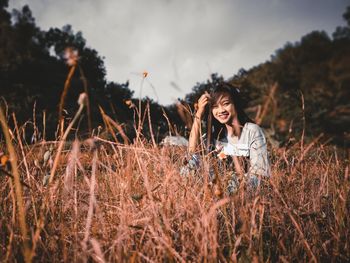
left=8, top=0, right=349, bottom=105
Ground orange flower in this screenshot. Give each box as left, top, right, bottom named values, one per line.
left=217, top=151, right=227, bottom=160
left=0, top=153, right=9, bottom=167
left=142, top=71, right=148, bottom=78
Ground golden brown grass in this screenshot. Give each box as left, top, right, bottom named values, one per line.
left=0, top=61, right=349, bottom=261
left=0, top=112, right=349, bottom=262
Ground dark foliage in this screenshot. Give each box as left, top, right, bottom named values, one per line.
left=0, top=4, right=349, bottom=146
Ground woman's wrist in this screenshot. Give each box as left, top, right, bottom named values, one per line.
left=194, top=113, right=202, bottom=120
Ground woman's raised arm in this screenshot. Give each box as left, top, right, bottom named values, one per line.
left=188, top=92, right=210, bottom=153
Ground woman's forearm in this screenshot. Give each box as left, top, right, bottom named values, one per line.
left=188, top=115, right=201, bottom=153
left=189, top=92, right=209, bottom=154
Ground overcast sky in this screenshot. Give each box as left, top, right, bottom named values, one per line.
left=8, top=0, right=350, bottom=105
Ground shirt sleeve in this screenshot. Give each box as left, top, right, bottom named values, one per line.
left=248, top=126, right=270, bottom=177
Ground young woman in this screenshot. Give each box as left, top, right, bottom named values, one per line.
left=188, top=83, right=270, bottom=189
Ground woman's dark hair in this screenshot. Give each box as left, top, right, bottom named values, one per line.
left=209, top=82, right=254, bottom=142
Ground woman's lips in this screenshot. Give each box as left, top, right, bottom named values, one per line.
left=217, top=113, right=229, bottom=120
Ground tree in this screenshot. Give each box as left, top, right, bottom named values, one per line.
left=0, top=5, right=108, bottom=139
left=333, top=6, right=350, bottom=40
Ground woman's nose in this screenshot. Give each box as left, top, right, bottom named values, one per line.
left=218, top=105, right=225, bottom=112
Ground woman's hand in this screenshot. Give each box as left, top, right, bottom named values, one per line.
left=196, top=91, right=210, bottom=119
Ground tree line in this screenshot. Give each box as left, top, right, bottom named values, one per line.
left=1, top=0, right=349, bottom=146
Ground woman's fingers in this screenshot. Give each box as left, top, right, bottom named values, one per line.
left=201, top=92, right=210, bottom=99
left=199, top=96, right=208, bottom=104
left=198, top=97, right=209, bottom=108
left=198, top=94, right=205, bottom=102
left=215, top=144, right=224, bottom=152
left=202, top=92, right=210, bottom=100
left=198, top=93, right=210, bottom=104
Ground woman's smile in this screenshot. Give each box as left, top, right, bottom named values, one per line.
left=216, top=111, right=230, bottom=121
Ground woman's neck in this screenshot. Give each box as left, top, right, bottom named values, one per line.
left=225, top=117, right=242, bottom=137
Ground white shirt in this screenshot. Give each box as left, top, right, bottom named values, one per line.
left=216, top=122, right=270, bottom=177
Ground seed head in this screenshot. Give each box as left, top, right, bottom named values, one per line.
left=125, top=99, right=135, bottom=108
left=78, top=93, right=88, bottom=106
left=64, top=47, right=79, bottom=66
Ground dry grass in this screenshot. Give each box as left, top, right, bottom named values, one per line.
left=0, top=62, right=349, bottom=261
left=0, top=116, right=349, bottom=262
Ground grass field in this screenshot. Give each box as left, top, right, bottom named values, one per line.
left=0, top=114, right=349, bottom=262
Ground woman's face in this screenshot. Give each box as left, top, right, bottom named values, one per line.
left=211, top=92, right=236, bottom=124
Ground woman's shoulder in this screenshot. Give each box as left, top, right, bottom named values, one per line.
left=243, top=122, right=267, bottom=144
left=243, top=122, right=263, bottom=133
